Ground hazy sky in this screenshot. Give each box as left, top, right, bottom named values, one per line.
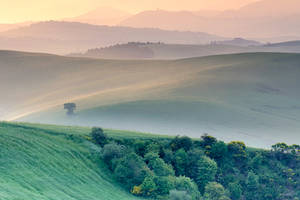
left=0, top=0, right=258, bottom=23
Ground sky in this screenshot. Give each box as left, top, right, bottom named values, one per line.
left=0, top=0, right=259, bottom=23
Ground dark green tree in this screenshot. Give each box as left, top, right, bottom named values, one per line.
left=174, top=176, right=201, bottom=200
left=203, top=182, right=230, bottom=200
left=173, top=149, right=188, bottom=176
left=114, top=152, right=150, bottom=188
left=195, top=156, right=218, bottom=193
left=91, top=127, right=107, bottom=147
left=245, top=171, right=259, bottom=200
left=228, top=182, right=242, bottom=200
left=144, top=152, right=175, bottom=177
left=170, top=136, right=193, bottom=151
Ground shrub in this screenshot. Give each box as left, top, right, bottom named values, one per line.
left=102, top=143, right=126, bottom=169
left=203, top=182, right=229, bottom=200
left=145, top=152, right=175, bottom=177
left=114, top=152, right=151, bottom=188
left=228, top=182, right=242, bottom=200
left=141, top=176, right=157, bottom=197
left=174, top=176, right=201, bottom=200
left=91, top=127, right=107, bottom=147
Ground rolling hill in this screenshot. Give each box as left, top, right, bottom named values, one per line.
left=0, top=21, right=224, bottom=54
left=0, top=122, right=143, bottom=200
left=1, top=51, right=300, bottom=147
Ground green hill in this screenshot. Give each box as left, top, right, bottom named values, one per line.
left=0, top=122, right=143, bottom=200
left=1, top=51, right=300, bottom=147
left=1, top=122, right=298, bottom=200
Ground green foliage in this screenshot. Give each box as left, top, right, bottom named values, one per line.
left=169, top=190, right=192, bottom=200
left=3, top=122, right=300, bottom=200
left=195, top=156, right=218, bottom=193
left=102, top=143, right=126, bottom=169
left=228, top=182, right=242, bottom=200
left=140, top=176, right=157, bottom=196
left=210, top=141, right=228, bottom=161
left=201, top=134, right=217, bottom=147
left=170, top=136, right=193, bottom=151
left=173, top=149, right=188, bottom=176
left=91, top=127, right=108, bottom=147
left=228, top=141, right=247, bottom=167
left=145, top=152, right=175, bottom=177
left=114, top=152, right=150, bottom=188
left=203, top=182, right=230, bottom=200
left=185, top=148, right=204, bottom=180
left=245, top=171, right=259, bottom=200
left=154, top=176, right=175, bottom=196
left=174, top=176, right=201, bottom=200
left=249, top=152, right=263, bottom=170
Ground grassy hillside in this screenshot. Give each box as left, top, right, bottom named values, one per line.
left=1, top=51, right=300, bottom=147
left=0, top=122, right=143, bottom=200
left=2, top=122, right=298, bottom=200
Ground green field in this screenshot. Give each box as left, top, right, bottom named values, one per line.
left=0, top=122, right=145, bottom=200
left=1, top=51, right=300, bottom=147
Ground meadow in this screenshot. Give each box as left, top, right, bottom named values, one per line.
left=0, top=122, right=144, bottom=200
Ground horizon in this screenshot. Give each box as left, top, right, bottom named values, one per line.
left=0, top=0, right=259, bottom=23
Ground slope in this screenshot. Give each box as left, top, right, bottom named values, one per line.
left=0, top=122, right=142, bottom=200
left=6, top=52, right=299, bottom=148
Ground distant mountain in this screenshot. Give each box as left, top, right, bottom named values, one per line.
left=119, top=10, right=205, bottom=32
left=119, top=0, right=300, bottom=39
left=65, top=7, right=132, bottom=25
left=222, top=0, right=300, bottom=18
left=0, top=21, right=225, bottom=54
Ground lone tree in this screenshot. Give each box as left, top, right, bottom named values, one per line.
left=64, top=103, right=76, bottom=115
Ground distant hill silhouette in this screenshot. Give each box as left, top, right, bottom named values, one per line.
left=119, top=0, right=300, bottom=39
left=0, top=21, right=225, bottom=54
left=216, top=38, right=262, bottom=47
left=65, top=7, right=131, bottom=26
left=0, top=22, right=32, bottom=32
left=71, top=40, right=300, bottom=60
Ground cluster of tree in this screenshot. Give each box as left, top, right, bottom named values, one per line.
left=90, top=128, right=300, bottom=200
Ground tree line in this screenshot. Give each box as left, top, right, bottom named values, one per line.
left=90, top=128, right=300, bottom=200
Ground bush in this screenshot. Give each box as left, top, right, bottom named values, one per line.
left=102, top=143, right=126, bottom=169
left=154, top=176, right=175, bottom=196
left=145, top=152, right=175, bottom=177
left=203, top=182, right=229, bottom=200
left=91, top=127, right=107, bottom=147
left=174, top=176, right=201, bottom=200
left=228, top=182, right=242, bottom=200
left=140, top=176, right=157, bottom=197
left=114, top=152, right=151, bottom=188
